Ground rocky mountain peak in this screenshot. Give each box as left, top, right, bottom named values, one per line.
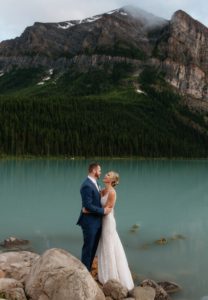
left=0, top=6, right=207, bottom=106
left=171, top=9, right=208, bottom=34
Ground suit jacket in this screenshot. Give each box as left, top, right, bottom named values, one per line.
left=77, top=177, right=104, bottom=227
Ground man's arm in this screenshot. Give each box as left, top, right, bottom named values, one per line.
left=81, top=185, right=104, bottom=215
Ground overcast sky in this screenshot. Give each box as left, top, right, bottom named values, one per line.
left=0, top=0, right=207, bottom=42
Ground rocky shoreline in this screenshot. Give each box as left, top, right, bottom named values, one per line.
left=0, top=237, right=181, bottom=300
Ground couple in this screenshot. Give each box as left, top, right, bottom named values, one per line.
left=77, top=162, right=134, bottom=290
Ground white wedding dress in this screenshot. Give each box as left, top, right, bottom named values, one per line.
left=97, top=192, right=134, bottom=290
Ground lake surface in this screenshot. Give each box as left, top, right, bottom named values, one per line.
left=1, top=158, right=208, bottom=300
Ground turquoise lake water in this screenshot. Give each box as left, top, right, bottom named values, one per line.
left=1, top=159, right=208, bottom=300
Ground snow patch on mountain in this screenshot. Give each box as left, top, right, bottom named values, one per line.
left=120, top=11, right=128, bottom=16
left=37, top=69, right=54, bottom=85
left=58, top=15, right=102, bottom=29
left=58, top=22, right=75, bottom=29
left=136, top=88, right=145, bottom=94
left=48, top=69, right=53, bottom=75
left=82, top=16, right=102, bottom=23
left=107, top=9, right=118, bottom=15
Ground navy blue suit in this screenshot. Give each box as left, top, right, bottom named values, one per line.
left=77, top=177, right=104, bottom=271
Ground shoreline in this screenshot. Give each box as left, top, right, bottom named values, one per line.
left=0, top=243, right=182, bottom=300
left=0, top=154, right=208, bottom=161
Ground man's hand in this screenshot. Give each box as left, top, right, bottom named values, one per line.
left=82, top=207, right=90, bottom=214
left=104, top=207, right=112, bottom=215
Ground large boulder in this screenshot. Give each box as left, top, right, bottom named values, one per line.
left=25, top=248, right=105, bottom=300
left=0, top=251, right=39, bottom=284
left=0, top=278, right=27, bottom=300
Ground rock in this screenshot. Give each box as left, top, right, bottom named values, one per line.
left=103, top=279, right=128, bottom=299
left=154, top=238, right=168, bottom=245
left=0, top=237, right=29, bottom=248
left=0, top=251, right=39, bottom=284
left=140, top=279, right=171, bottom=300
left=130, top=286, right=155, bottom=300
left=157, top=281, right=182, bottom=294
left=25, top=248, right=105, bottom=300
left=129, top=224, right=140, bottom=233
left=0, top=278, right=27, bottom=300
left=170, top=234, right=186, bottom=240
left=160, top=10, right=208, bottom=103
left=0, top=271, right=5, bottom=279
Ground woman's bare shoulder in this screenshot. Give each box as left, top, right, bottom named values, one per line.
left=109, top=188, right=115, bottom=194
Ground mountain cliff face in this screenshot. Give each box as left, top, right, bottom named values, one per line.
left=158, top=10, right=208, bottom=104
left=0, top=6, right=207, bottom=108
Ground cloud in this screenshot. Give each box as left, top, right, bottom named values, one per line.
left=0, top=0, right=207, bottom=41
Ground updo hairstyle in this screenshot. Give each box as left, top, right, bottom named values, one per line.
left=110, top=171, right=119, bottom=187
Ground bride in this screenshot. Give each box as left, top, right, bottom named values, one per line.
left=96, top=171, right=134, bottom=290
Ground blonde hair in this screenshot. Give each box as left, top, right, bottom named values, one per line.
left=109, top=171, right=119, bottom=187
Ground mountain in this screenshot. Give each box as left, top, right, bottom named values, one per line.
left=0, top=6, right=208, bottom=107
left=0, top=6, right=166, bottom=61
left=0, top=6, right=208, bottom=157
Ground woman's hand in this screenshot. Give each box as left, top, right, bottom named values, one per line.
left=82, top=207, right=90, bottom=214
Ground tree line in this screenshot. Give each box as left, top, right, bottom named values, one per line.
left=0, top=93, right=207, bottom=158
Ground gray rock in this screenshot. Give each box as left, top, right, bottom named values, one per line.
left=0, top=251, right=39, bottom=284
left=103, top=279, right=128, bottom=299
left=0, top=237, right=29, bottom=248
left=157, top=281, right=182, bottom=294
left=25, top=248, right=105, bottom=300
left=140, top=279, right=171, bottom=300
left=0, top=278, right=27, bottom=300
left=131, top=286, right=155, bottom=300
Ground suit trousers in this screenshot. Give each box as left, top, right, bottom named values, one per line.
left=81, top=224, right=102, bottom=271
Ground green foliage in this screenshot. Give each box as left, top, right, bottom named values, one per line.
left=55, top=63, right=134, bottom=95
left=0, top=67, right=44, bottom=94
left=139, top=66, right=180, bottom=106
left=0, top=66, right=208, bottom=158
left=139, top=66, right=165, bottom=86
left=0, top=89, right=207, bottom=157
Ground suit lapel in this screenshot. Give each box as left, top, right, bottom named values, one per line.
left=86, top=178, right=100, bottom=196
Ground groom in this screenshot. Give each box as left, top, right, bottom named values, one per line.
left=77, top=162, right=111, bottom=271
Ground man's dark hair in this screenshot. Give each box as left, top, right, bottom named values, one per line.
left=88, top=162, right=100, bottom=173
